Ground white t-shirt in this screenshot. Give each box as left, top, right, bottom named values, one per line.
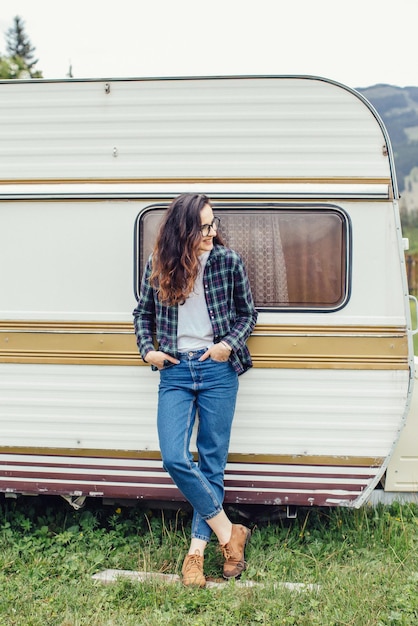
left=177, top=251, right=213, bottom=351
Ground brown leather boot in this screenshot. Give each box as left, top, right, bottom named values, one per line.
left=220, top=524, right=251, bottom=579
left=181, top=550, right=206, bottom=588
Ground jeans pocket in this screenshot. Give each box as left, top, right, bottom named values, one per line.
left=161, top=360, right=178, bottom=371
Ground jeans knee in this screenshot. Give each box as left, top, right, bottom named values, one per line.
left=161, top=452, right=188, bottom=477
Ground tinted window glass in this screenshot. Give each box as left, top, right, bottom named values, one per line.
left=134, top=204, right=350, bottom=311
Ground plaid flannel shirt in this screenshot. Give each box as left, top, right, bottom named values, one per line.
left=133, top=245, right=258, bottom=375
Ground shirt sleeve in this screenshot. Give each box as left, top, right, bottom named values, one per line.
left=223, top=253, right=258, bottom=352
left=132, top=256, right=156, bottom=361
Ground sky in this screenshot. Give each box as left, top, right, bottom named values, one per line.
left=0, top=0, right=417, bottom=89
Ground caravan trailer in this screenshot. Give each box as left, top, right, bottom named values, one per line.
left=0, top=75, right=416, bottom=511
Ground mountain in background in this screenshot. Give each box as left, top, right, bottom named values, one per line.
left=356, top=84, right=418, bottom=192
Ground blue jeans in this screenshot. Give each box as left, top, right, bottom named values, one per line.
left=157, top=349, right=239, bottom=542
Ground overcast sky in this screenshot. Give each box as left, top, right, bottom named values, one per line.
left=0, top=0, right=416, bottom=89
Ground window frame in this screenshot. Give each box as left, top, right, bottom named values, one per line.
left=134, top=201, right=352, bottom=313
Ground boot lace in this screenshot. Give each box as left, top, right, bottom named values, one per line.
left=188, top=554, right=200, bottom=567
left=220, top=544, right=233, bottom=560
left=185, top=552, right=202, bottom=571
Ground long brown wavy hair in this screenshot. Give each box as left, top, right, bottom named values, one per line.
left=150, top=193, right=224, bottom=306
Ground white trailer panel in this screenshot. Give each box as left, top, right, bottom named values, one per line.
left=0, top=76, right=392, bottom=184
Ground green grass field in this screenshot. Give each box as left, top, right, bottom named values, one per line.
left=0, top=496, right=417, bottom=626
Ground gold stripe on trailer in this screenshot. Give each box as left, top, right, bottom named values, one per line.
left=0, top=176, right=392, bottom=185
left=0, top=321, right=409, bottom=369
left=0, top=446, right=385, bottom=468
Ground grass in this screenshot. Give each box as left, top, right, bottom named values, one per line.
left=0, top=497, right=417, bottom=626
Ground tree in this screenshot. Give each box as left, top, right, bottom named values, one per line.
left=0, top=55, right=31, bottom=79
left=4, top=15, right=42, bottom=78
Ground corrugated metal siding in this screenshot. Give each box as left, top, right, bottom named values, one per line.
left=236, top=368, right=409, bottom=458
left=0, top=363, right=409, bottom=506
left=0, top=364, right=159, bottom=450
left=0, top=364, right=408, bottom=456
left=0, top=77, right=390, bottom=181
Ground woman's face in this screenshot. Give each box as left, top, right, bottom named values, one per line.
left=197, top=203, right=216, bottom=254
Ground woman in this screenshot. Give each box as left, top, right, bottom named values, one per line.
left=133, top=193, right=258, bottom=587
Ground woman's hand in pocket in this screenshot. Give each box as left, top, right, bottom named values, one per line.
left=145, top=350, right=179, bottom=370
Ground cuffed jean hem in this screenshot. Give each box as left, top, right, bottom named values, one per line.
left=191, top=532, right=214, bottom=542
left=200, top=506, right=223, bottom=521
left=191, top=505, right=223, bottom=542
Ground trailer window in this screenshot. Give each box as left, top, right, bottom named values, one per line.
left=134, top=204, right=350, bottom=311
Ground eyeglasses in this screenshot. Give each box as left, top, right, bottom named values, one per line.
left=200, top=216, right=221, bottom=237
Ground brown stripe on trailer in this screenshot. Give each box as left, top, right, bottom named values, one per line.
left=0, top=449, right=383, bottom=507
